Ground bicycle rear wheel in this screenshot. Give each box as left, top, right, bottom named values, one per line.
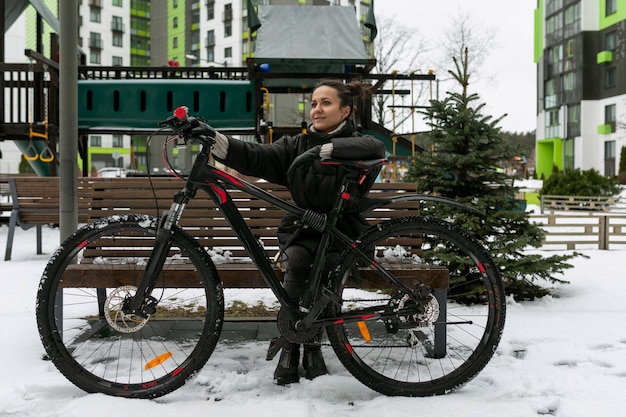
left=326, top=216, right=506, bottom=397
left=36, top=214, right=224, bottom=399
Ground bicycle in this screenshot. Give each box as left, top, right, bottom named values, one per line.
left=36, top=106, right=506, bottom=399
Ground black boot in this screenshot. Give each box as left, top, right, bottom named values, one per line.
left=273, top=343, right=300, bottom=385
left=302, top=339, right=328, bottom=380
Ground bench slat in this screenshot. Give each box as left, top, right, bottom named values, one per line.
left=59, top=263, right=448, bottom=289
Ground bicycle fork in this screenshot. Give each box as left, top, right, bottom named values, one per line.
left=127, top=190, right=190, bottom=317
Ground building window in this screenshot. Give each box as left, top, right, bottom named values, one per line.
left=89, top=32, right=102, bottom=49
left=112, top=0, right=123, bottom=6
left=224, top=3, right=232, bottom=20
left=173, top=0, right=178, bottom=7
left=173, top=16, right=178, bottom=28
left=206, top=47, right=215, bottom=62
left=564, top=72, right=576, bottom=91
left=90, top=135, right=102, bottom=147
left=90, top=50, right=101, bottom=64
left=207, top=0, right=214, bottom=20
left=564, top=138, right=575, bottom=170
left=112, top=16, right=123, bottom=32
left=112, top=135, right=124, bottom=147
left=605, top=67, right=616, bottom=88
left=191, top=31, right=200, bottom=46
left=605, top=104, right=616, bottom=132
left=224, top=47, right=232, bottom=58
left=564, top=39, right=576, bottom=71
left=606, top=31, right=617, bottom=50
left=112, top=56, right=123, bottom=66
left=112, top=33, right=123, bottom=47
left=173, top=37, right=178, bottom=49
left=606, top=0, right=617, bottom=16
left=563, top=3, right=580, bottom=38
left=567, top=103, right=580, bottom=137
left=544, top=79, right=558, bottom=109
left=605, top=140, right=616, bottom=177
left=545, top=108, right=561, bottom=139
left=90, top=7, right=101, bottom=23
left=224, top=21, right=232, bottom=37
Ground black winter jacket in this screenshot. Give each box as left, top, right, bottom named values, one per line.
left=221, top=122, right=385, bottom=250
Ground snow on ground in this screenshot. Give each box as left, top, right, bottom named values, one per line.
left=1, top=224, right=626, bottom=417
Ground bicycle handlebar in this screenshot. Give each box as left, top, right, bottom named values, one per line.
left=159, top=106, right=216, bottom=147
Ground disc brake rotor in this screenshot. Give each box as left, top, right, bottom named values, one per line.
left=397, top=291, right=440, bottom=325
left=104, top=285, right=150, bottom=333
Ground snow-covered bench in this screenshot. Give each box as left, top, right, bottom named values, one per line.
left=66, top=177, right=447, bottom=288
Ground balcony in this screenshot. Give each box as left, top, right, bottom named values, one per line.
left=111, top=22, right=125, bottom=33
left=597, top=50, right=613, bottom=64
left=89, top=38, right=103, bottom=49
left=597, top=123, right=616, bottom=134
left=89, top=0, right=102, bottom=8
left=222, top=9, right=233, bottom=22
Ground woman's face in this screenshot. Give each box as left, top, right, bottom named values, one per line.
left=310, top=85, right=351, bottom=134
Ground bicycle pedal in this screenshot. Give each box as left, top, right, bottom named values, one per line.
left=266, top=336, right=288, bottom=361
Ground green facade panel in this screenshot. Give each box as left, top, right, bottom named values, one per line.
left=78, top=80, right=256, bottom=129
left=600, top=1, right=626, bottom=29
left=536, top=138, right=563, bottom=179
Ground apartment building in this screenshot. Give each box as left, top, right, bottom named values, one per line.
left=535, top=0, right=626, bottom=178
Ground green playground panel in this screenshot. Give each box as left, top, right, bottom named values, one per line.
left=78, top=79, right=256, bottom=129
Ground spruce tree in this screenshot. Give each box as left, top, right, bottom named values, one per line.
left=404, top=48, right=576, bottom=301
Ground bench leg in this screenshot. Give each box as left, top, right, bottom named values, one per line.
left=36, top=225, right=43, bottom=255
left=433, top=288, right=447, bottom=358
left=97, top=288, right=107, bottom=319
left=4, top=212, right=17, bottom=261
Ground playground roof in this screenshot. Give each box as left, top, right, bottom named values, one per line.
left=252, top=5, right=370, bottom=86
left=4, top=0, right=59, bottom=33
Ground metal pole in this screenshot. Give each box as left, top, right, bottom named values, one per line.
left=0, top=0, right=5, bottom=122
left=59, top=0, right=78, bottom=241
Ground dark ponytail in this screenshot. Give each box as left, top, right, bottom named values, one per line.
left=313, top=79, right=373, bottom=114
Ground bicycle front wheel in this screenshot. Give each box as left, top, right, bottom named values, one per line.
left=36, top=214, right=224, bottom=399
left=326, top=216, right=506, bottom=397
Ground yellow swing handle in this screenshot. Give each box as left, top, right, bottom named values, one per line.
left=39, top=145, right=55, bottom=163
left=23, top=141, right=39, bottom=161
left=27, top=117, right=55, bottom=162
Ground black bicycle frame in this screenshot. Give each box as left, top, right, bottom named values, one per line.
left=129, top=135, right=484, bottom=325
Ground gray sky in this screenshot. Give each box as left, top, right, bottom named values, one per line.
left=376, top=0, right=537, bottom=133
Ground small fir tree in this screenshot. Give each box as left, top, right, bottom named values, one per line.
left=404, top=48, right=577, bottom=301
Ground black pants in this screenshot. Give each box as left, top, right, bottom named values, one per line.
left=282, top=243, right=339, bottom=300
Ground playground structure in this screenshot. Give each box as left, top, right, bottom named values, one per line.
left=1, top=60, right=435, bottom=179
left=1, top=6, right=436, bottom=178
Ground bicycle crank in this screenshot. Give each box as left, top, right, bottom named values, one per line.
left=276, top=307, right=321, bottom=344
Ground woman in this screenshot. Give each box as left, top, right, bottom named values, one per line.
left=210, top=79, right=385, bottom=385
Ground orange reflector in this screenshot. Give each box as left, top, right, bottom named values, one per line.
left=357, top=321, right=371, bottom=343
left=145, top=352, right=173, bottom=370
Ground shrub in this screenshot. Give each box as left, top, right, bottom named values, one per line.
left=540, top=168, right=620, bottom=196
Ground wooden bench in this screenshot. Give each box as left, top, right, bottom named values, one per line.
left=540, top=194, right=617, bottom=213
left=54, top=177, right=449, bottom=354
left=74, top=177, right=446, bottom=288
left=0, top=175, right=13, bottom=224
left=3, top=176, right=93, bottom=261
